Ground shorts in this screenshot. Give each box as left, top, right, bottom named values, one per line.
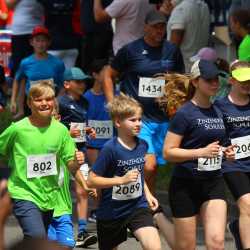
left=169, top=177, right=226, bottom=218
left=96, top=207, right=154, bottom=250
left=48, top=214, right=75, bottom=248
left=223, top=171, right=250, bottom=201
left=13, top=199, right=53, bottom=238
left=139, top=120, right=168, bottom=165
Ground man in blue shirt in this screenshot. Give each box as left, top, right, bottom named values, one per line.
left=103, top=9, right=184, bottom=194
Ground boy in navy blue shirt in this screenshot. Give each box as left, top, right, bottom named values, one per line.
left=57, top=67, right=97, bottom=248
left=87, top=94, right=161, bottom=250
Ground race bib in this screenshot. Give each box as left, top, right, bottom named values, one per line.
left=30, top=78, right=54, bottom=87
left=70, top=122, right=86, bottom=143
left=27, top=154, right=57, bottom=178
left=138, top=77, right=165, bottom=98
left=112, top=173, right=142, bottom=200
left=231, top=135, right=250, bottom=160
left=80, top=163, right=89, bottom=180
left=198, top=151, right=222, bottom=171
left=88, top=120, right=113, bottom=139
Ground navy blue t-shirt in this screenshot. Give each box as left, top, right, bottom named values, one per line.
left=58, top=94, right=88, bottom=128
left=111, top=38, right=184, bottom=122
left=215, top=96, right=250, bottom=173
left=92, top=137, right=148, bottom=220
left=169, top=101, right=226, bottom=179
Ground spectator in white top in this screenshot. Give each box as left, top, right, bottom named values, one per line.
left=93, top=0, right=155, bottom=54
left=6, top=0, right=44, bottom=77
left=167, top=0, right=210, bottom=72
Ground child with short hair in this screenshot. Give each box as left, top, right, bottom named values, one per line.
left=87, top=94, right=161, bottom=250
left=57, top=67, right=97, bottom=247
left=0, top=81, right=84, bottom=239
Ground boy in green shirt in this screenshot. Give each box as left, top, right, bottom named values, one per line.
left=0, top=81, right=84, bottom=239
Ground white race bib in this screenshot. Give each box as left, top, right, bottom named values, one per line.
left=231, top=135, right=250, bottom=160
left=112, top=173, right=142, bottom=200
left=27, top=154, right=57, bottom=178
left=88, top=120, right=113, bottom=139
left=138, top=77, right=165, bottom=98
left=80, top=163, right=89, bottom=180
left=70, top=122, right=86, bottom=143
left=198, top=151, right=222, bottom=171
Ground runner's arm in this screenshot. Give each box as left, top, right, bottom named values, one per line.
left=169, top=29, right=185, bottom=47
left=93, top=0, right=111, bottom=23
left=103, top=66, right=119, bottom=103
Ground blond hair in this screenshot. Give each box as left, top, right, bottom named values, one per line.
left=107, top=93, right=142, bottom=121
left=157, top=74, right=194, bottom=118
left=27, top=81, right=55, bottom=103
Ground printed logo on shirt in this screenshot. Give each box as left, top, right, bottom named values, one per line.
left=197, top=118, right=225, bottom=130
left=69, top=105, right=76, bottom=110
left=226, top=116, right=250, bottom=128
left=142, top=50, right=148, bottom=55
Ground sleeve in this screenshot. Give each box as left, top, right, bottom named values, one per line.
left=105, top=0, right=129, bottom=18
left=110, top=46, right=129, bottom=73
left=60, top=128, right=76, bottom=164
left=0, top=123, right=16, bottom=158
left=168, top=111, right=189, bottom=136
left=92, top=145, right=113, bottom=177
left=168, top=6, right=186, bottom=30
left=15, top=60, right=26, bottom=83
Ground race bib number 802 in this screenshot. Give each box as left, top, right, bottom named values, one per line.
left=27, top=154, right=57, bottom=178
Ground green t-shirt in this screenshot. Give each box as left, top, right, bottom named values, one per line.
left=54, top=164, right=72, bottom=217
left=239, top=34, right=250, bottom=62
left=0, top=117, right=76, bottom=211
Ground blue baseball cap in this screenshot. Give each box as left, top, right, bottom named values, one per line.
left=191, top=59, right=219, bottom=80
left=64, top=67, right=91, bottom=81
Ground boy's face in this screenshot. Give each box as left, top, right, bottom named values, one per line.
left=30, top=35, right=50, bottom=54
left=115, top=110, right=142, bottom=137
left=29, top=94, right=55, bottom=119
left=230, top=77, right=250, bottom=95
left=64, top=80, right=87, bottom=96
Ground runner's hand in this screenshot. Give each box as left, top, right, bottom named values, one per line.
left=85, top=127, right=96, bottom=139
left=146, top=194, right=159, bottom=211
left=10, top=100, right=17, bottom=114
left=199, top=141, right=221, bottom=158
left=0, top=180, right=12, bottom=224
left=224, top=145, right=236, bottom=161
left=70, top=127, right=81, bottom=138
left=74, top=150, right=85, bottom=166
left=121, top=170, right=139, bottom=184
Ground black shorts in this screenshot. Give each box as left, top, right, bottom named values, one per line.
left=223, top=171, right=250, bottom=201
left=169, top=176, right=226, bottom=218
left=96, top=207, right=154, bottom=250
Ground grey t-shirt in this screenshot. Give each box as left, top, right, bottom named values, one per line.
left=167, top=0, right=210, bottom=72
left=106, top=0, right=154, bottom=54
left=12, top=0, right=44, bottom=35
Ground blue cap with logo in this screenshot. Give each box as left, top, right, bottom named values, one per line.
left=64, top=67, right=91, bottom=81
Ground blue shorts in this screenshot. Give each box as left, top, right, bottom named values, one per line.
left=139, top=120, right=168, bottom=165
left=48, top=214, right=75, bottom=248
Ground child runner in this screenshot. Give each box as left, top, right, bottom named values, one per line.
left=0, top=81, right=84, bottom=239
left=48, top=101, right=97, bottom=249
left=163, top=59, right=234, bottom=250
left=215, top=60, right=250, bottom=250
left=57, top=67, right=97, bottom=247
left=84, top=59, right=114, bottom=222
left=10, top=25, right=65, bottom=118
left=87, top=94, right=161, bottom=250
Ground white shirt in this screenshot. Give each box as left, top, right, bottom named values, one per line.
left=12, top=0, right=44, bottom=35
left=167, top=0, right=210, bottom=72
left=106, top=0, right=154, bottom=54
